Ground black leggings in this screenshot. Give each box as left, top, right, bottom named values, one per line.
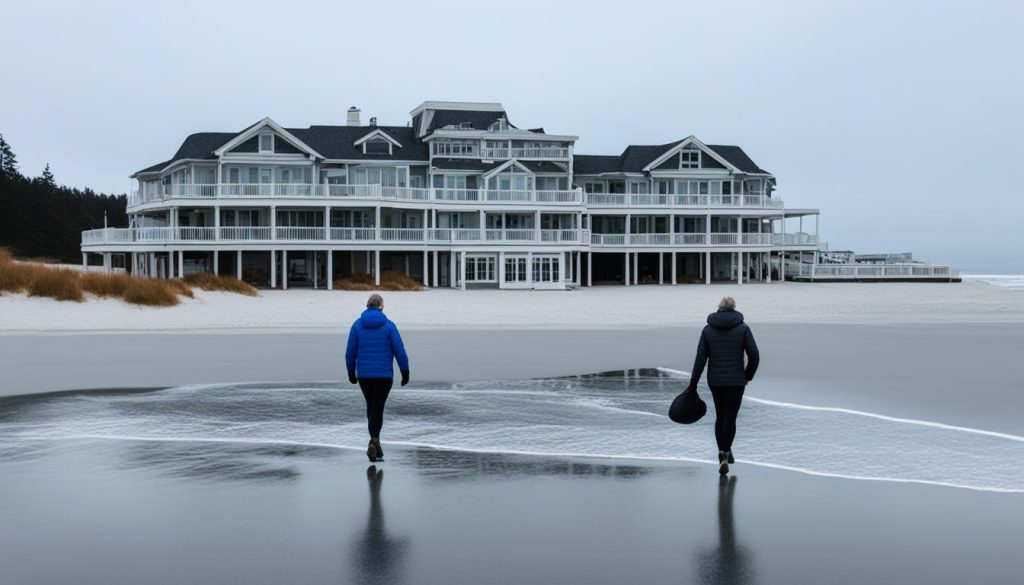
left=358, top=378, right=393, bottom=439
left=709, top=385, right=745, bottom=453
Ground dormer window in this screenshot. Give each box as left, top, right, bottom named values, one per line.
left=488, top=117, right=509, bottom=132
left=365, top=138, right=390, bottom=155
left=459, top=122, right=474, bottom=130
left=259, top=133, right=274, bottom=153
left=680, top=149, right=700, bottom=169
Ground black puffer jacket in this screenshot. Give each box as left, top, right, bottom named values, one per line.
left=688, top=309, right=760, bottom=387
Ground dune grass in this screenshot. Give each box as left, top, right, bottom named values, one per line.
left=182, top=272, right=259, bottom=296
left=26, top=267, right=85, bottom=302
left=333, top=271, right=424, bottom=291
left=0, top=248, right=257, bottom=306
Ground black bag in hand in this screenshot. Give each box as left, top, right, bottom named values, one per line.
left=669, top=388, right=707, bottom=424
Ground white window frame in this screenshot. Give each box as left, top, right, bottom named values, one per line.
left=504, top=256, right=528, bottom=283
left=259, top=133, right=274, bottom=153
left=680, top=149, right=700, bottom=169
left=465, top=255, right=497, bottom=283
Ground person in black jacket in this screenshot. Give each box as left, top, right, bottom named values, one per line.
left=687, top=297, right=760, bottom=475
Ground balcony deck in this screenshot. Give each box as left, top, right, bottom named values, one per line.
left=81, top=227, right=591, bottom=247
left=129, top=185, right=583, bottom=207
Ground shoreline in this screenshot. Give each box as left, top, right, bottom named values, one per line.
left=2, top=280, right=1022, bottom=334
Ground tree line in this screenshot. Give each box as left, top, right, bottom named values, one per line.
left=0, top=133, right=127, bottom=262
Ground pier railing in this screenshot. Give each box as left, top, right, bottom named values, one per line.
left=785, top=262, right=957, bottom=280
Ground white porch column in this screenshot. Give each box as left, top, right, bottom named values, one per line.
left=433, top=250, right=439, bottom=288
left=81, top=253, right=87, bottom=269
left=705, top=251, right=711, bottom=285
left=574, top=252, right=581, bottom=287
left=498, top=251, right=505, bottom=288
left=587, top=252, right=592, bottom=287
left=767, top=251, right=772, bottom=283
left=270, top=250, right=277, bottom=288
left=633, top=251, right=639, bottom=285
left=624, top=252, right=630, bottom=286
left=658, top=252, right=663, bottom=285
left=148, top=252, right=156, bottom=278
left=374, top=250, right=381, bottom=286
left=237, top=250, right=243, bottom=280
left=738, top=252, right=744, bottom=285
left=459, top=251, right=466, bottom=290
left=781, top=252, right=786, bottom=281
left=325, top=206, right=332, bottom=240
left=449, top=251, right=456, bottom=288
left=103, top=253, right=110, bottom=273
left=526, top=252, right=534, bottom=287
left=282, top=250, right=288, bottom=290
left=213, top=251, right=219, bottom=275
left=671, top=252, right=677, bottom=285
left=270, top=206, right=277, bottom=240
left=177, top=250, right=184, bottom=278
left=327, top=250, right=334, bottom=290
left=423, top=251, right=428, bottom=286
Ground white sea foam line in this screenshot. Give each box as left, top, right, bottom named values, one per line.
left=656, top=367, right=1024, bottom=443
left=14, top=434, right=1024, bottom=494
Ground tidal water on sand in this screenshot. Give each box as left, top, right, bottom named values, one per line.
left=2, top=369, right=1021, bottom=493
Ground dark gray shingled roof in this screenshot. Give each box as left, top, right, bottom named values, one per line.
left=426, top=109, right=513, bottom=133
left=574, top=142, right=771, bottom=175
left=134, top=126, right=429, bottom=175
left=289, top=126, right=428, bottom=161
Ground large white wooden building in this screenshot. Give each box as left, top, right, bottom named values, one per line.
left=81, top=100, right=830, bottom=289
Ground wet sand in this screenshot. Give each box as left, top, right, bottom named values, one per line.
left=2, top=324, right=1023, bottom=584
left=3, top=323, right=1022, bottom=434
left=1, top=439, right=1021, bottom=585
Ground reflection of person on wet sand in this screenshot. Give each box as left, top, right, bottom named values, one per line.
left=697, top=476, right=755, bottom=585
left=352, top=465, right=409, bottom=585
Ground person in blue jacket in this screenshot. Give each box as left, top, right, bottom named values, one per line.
left=346, top=293, right=410, bottom=462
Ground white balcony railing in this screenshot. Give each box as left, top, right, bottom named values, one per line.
left=82, top=226, right=814, bottom=249
left=585, top=193, right=784, bottom=209
left=785, top=262, right=956, bottom=280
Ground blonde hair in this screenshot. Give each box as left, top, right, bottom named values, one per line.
left=367, top=294, right=384, bottom=309
left=718, top=296, right=736, bottom=311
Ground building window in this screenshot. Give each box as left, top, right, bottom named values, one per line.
left=531, top=256, right=560, bottom=283
left=259, top=134, right=273, bottom=153
left=365, top=138, right=390, bottom=155
left=584, top=182, right=605, bottom=194
left=722, top=181, right=732, bottom=195
left=680, top=149, right=700, bottom=168
left=504, top=257, right=527, bottom=282
left=466, top=256, right=496, bottom=282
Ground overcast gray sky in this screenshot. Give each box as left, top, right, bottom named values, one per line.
left=2, top=0, right=1021, bottom=272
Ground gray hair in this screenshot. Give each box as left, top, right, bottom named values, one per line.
left=366, top=294, right=384, bottom=309
left=718, top=296, right=736, bottom=311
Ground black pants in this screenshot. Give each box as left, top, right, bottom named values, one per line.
left=709, top=385, right=745, bottom=453
left=358, top=378, right=393, bottom=438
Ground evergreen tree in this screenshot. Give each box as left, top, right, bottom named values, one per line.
left=0, top=133, right=19, bottom=177
left=41, top=163, right=55, bottom=186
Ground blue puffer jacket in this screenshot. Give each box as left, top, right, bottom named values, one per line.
left=345, top=308, right=409, bottom=379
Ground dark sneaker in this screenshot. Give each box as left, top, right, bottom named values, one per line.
left=366, top=439, right=378, bottom=462
left=372, top=438, right=384, bottom=461
left=718, top=451, right=730, bottom=475
left=727, top=451, right=735, bottom=464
